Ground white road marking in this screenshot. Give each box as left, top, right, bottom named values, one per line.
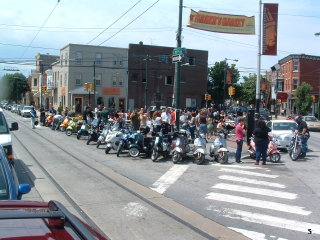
left=230, top=227, right=289, bottom=240
left=212, top=164, right=263, bottom=170
left=219, top=175, right=286, bottom=188
left=150, top=165, right=189, bottom=194
left=122, top=202, right=148, bottom=217
left=219, top=168, right=279, bottom=178
left=212, top=208, right=320, bottom=235
left=205, top=193, right=311, bottom=215
left=212, top=183, right=297, bottom=199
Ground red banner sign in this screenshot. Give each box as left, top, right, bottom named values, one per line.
left=277, top=92, right=287, bottom=102
left=262, top=4, right=278, bottom=55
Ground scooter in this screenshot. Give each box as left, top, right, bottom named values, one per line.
left=128, top=126, right=153, bottom=158
left=77, top=121, right=89, bottom=140
left=117, top=130, right=137, bottom=157
left=193, top=132, right=207, bottom=165
left=45, top=114, right=54, bottom=127
left=66, top=118, right=79, bottom=136
left=248, top=136, right=281, bottom=163
left=151, top=123, right=172, bottom=162
left=171, top=129, right=191, bottom=164
left=86, top=120, right=104, bottom=145
left=104, top=128, right=124, bottom=154
left=59, top=117, right=69, bottom=132
left=209, top=131, right=229, bottom=164
left=97, top=121, right=119, bottom=148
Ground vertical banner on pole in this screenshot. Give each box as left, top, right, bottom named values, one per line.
left=262, top=3, right=278, bottom=55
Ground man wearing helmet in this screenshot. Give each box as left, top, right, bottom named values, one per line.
left=295, top=116, right=310, bottom=158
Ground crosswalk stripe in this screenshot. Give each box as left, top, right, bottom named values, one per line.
left=230, top=227, right=289, bottom=240
left=219, top=175, right=286, bottom=188
left=212, top=208, right=320, bottom=235
left=212, top=164, right=263, bottom=170
left=212, top=183, right=297, bottom=199
left=150, top=165, right=189, bottom=194
left=219, top=168, right=279, bottom=178
left=205, top=193, right=311, bottom=215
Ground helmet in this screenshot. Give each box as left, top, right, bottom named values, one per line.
left=295, top=116, right=302, bottom=123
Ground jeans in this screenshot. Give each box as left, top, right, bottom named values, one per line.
left=235, top=140, right=243, bottom=163
left=255, top=139, right=269, bottom=163
left=31, top=117, right=35, bottom=129
left=301, top=135, right=309, bottom=153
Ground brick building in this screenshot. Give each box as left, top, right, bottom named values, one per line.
left=271, top=54, right=320, bottom=115
left=127, top=42, right=208, bottom=111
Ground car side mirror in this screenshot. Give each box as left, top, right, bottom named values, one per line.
left=17, top=184, right=31, bottom=200
left=10, top=122, right=19, bottom=131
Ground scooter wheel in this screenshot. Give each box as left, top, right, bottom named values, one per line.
left=66, top=130, right=72, bottom=136
left=76, top=134, right=81, bottom=140
left=269, top=153, right=281, bottom=163
left=151, top=150, right=159, bottom=162
left=60, top=126, right=66, bottom=132
left=172, top=152, right=182, bottom=164
left=117, top=145, right=123, bottom=157
left=96, top=141, right=101, bottom=148
left=105, top=147, right=111, bottom=154
left=129, top=147, right=140, bottom=158
left=86, top=139, right=91, bottom=145
left=196, top=154, right=205, bottom=165
left=218, top=152, right=228, bottom=164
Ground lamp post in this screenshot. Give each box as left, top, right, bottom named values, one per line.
left=271, top=63, right=280, bottom=119
left=143, top=55, right=151, bottom=109
left=223, top=58, right=238, bottom=109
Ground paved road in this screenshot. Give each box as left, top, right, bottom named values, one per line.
left=5, top=111, right=320, bottom=240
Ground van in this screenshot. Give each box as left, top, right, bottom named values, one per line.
left=0, top=108, right=19, bottom=161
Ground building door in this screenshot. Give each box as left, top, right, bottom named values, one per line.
left=119, top=98, right=125, bottom=111
left=75, top=97, right=82, bottom=113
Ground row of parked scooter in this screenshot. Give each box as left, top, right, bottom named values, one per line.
left=44, top=114, right=230, bottom=165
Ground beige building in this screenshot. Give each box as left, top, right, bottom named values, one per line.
left=51, top=44, right=128, bottom=113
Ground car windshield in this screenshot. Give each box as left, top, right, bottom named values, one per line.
left=0, top=159, right=9, bottom=200
left=305, top=116, right=318, bottom=122
left=0, top=113, right=9, bottom=134
left=23, top=106, right=33, bottom=110
left=273, top=122, right=297, bottom=131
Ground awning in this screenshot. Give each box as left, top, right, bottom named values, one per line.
left=69, top=87, right=97, bottom=95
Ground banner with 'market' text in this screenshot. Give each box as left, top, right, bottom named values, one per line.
left=187, top=10, right=255, bottom=35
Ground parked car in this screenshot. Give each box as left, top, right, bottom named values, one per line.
left=302, top=116, right=320, bottom=131
left=266, top=120, right=298, bottom=150
left=259, top=108, right=272, bottom=121
left=21, top=106, right=33, bottom=117
left=0, top=145, right=30, bottom=200
left=18, top=105, right=24, bottom=115
left=0, top=200, right=108, bottom=239
left=286, top=114, right=300, bottom=121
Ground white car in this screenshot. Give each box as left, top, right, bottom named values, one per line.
left=267, top=120, right=298, bottom=150
left=21, top=106, right=33, bottom=118
left=302, top=116, right=320, bottom=131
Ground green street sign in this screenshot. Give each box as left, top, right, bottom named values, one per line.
left=172, top=47, right=183, bottom=56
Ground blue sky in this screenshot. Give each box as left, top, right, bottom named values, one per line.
left=0, top=0, right=319, bottom=78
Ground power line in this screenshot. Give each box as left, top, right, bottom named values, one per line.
left=87, top=0, right=142, bottom=44
left=98, top=0, right=160, bottom=46
left=20, top=0, right=61, bottom=58
left=0, top=42, right=60, bottom=51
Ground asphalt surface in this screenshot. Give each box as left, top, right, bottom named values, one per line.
left=4, top=111, right=320, bottom=240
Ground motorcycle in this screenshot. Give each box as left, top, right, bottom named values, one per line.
left=209, top=131, right=229, bottom=164
left=151, top=123, right=172, bottom=162
left=77, top=121, right=89, bottom=140
left=128, top=126, right=153, bottom=158
left=171, top=129, right=191, bottom=164
left=192, top=132, right=207, bottom=165
left=117, top=130, right=137, bottom=157
left=248, top=136, right=281, bottom=163
left=288, top=131, right=303, bottom=161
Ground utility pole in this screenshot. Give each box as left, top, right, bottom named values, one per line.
left=143, top=55, right=150, bottom=109
left=255, top=0, right=262, bottom=119
left=174, top=0, right=183, bottom=131
left=39, top=63, right=43, bottom=108
left=93, top=61, right=96, bottom=107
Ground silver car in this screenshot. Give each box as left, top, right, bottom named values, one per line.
left=267, top=120, right=298, bottom=150
left=21, top=106, right=33, bottom=118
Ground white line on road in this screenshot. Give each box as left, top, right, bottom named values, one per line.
left=205, top=193, right=311, bottom=215
left=211, top=208, right=320, bottom=235
left=150, top=165, right=189, bottom=194
left=230, top=227, right=289, bottom=240
left=218, top=175, right=286, bottom=188
left=219, top=168, right=279, bottom=178
left=212, top=164, right=264, bottom=170
left=212, top=183, right=297, bottom=199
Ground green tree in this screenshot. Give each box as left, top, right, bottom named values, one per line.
left=239, top=73, right=257, bottom=105
left=208, top=61, right=240, bottom=104
left=1, top=73, right=30, bottom=103
left=294, top=82, right=313, bottom=115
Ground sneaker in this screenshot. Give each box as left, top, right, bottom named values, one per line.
left=236, top=161, right=244, bottom=164
left=254, top=162, right=259, bottom=165
left=261, top=162, right=266, bottom=165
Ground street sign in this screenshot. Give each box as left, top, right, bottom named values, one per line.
left=172, top=47, right=183, bottom=56
left=172, top=55, right=183, bottom=63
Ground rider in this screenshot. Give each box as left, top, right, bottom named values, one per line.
left=295, top=116, right=310, bottom=158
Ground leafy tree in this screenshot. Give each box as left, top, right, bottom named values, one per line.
left=294, top=82, right=313, bottom=115
left=1, top=73, right=30, bottom=103
left=239, top=73, right=257, bottom=105
left=208, top=61, right=240, bottom=104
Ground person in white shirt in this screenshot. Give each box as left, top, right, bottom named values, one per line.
left=161, top=108, right=171, bottom=123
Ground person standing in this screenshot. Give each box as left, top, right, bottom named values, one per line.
left=252, top=120, right=271, bottom=165
left=235, top=117, right=246, bottom=163
left=30, top=107, right=37, bottom=129
left=39, top=105, right=46, bottom=126
left=295, top=116, right=310, bottom=158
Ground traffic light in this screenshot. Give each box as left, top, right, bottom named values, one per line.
left=41, top=86, right=47, bottom=92
left=84, top=82, right=88, bottom=91
left=228, top=86, right=235, bottom=96
left=89, top=82, right=94, bottom=92
left=312, top=95, right=316, bottom=102
left=205, top=94, right=211, bottom=101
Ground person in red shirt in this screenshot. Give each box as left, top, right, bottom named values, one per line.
left=235, top=117, right=246, bottom=163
